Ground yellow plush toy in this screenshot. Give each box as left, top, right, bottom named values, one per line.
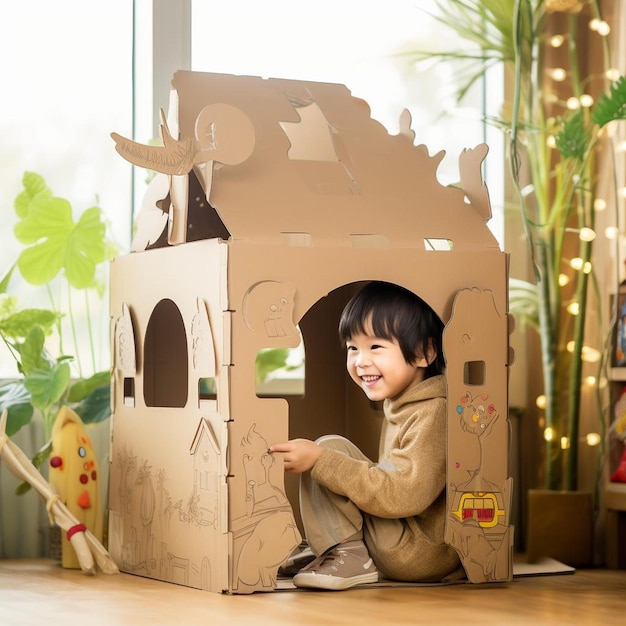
left=49, top=406, right=103, bottom=569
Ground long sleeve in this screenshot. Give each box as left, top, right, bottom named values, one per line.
left=310, top=375, right=447, bottom=519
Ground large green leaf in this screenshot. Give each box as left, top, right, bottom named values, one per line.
left=23, top=362, right=70, bottom=411
left=13, top=175, right=107, bottom=289
left=0, top=382, right=34, bottom=436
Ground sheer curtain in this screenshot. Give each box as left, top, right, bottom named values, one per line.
left=0, top=1, right=133, bottom=559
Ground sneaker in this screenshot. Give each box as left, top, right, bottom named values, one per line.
left=278, top=542, right=316, bottom=578
left=292, top=540, right=379, bottom=590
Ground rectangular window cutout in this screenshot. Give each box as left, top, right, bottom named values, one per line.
left=424, top=238, right=454, bottom=251
left=123, top=377, right=135, bottom=407
left=464, top=360, right=486, bottom=386
left=199, top=377, right=217, bottom=410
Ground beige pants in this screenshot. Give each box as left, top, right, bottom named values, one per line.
left=299, top=434, right=461, bottom=582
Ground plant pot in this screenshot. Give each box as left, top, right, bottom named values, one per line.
left=525, top=489, right=593, bottom=567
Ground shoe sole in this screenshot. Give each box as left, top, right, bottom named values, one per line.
left=293, top=571, right=379, bottom=591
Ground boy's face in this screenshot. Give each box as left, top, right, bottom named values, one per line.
left=345, top=327, right=429, bottom=402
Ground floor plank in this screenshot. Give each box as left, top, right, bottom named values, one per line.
left=1, top=559, right=625, bottom=625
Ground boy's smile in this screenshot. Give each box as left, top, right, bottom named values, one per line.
left=346, top=331, right=428, bottom=401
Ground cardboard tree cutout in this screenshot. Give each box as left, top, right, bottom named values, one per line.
left=109, top=71, right=514, bottom=593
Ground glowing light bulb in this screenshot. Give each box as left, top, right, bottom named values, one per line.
left=547, top=135, right=557, bottom=148
left=544, top=427, right=556, bottom=442
left=607, top=68, right=621, bottom=81
left=582, top=346, right=601, bottom=363
left=561, top=436, right=570, bottom=450
left=567, top=302, right=580, bottom=315
left=580, top=94, right=594, bottom=108
left=597, top=21, right=610, bottom=36
left=570, top=257, right=584, bottom=270
left=620, top=187, right=626, bottom=199
left=579, top=227, right=596, bottom=242
left=567, top=341, right=576, bottom=353
left=567, top=97, right=581, bottom=110
left=536, top=395, right=547, bottom=410
left=589, top=19, right=601, bottom=31
left=605, top=226, right=619, bottom=240
left=594, top=198, right=607, bottom=211
left=549, top=68, right=567, bottom=81
left=586, top=433, right=601, bottom=447
left=583, top=261, right=592, bottom=274
left=549, top=35, right=564, bottom=47
left=558, top=274, right=570, bottom=286
left=585, top=376, right=596, bottom=386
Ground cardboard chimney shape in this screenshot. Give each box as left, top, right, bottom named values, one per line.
left=108, top=70, right=514, bottom=594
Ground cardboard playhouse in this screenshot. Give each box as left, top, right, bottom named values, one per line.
left=107, top=70, right=515, bottom=594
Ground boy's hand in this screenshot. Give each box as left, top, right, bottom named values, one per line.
left=268, top=439, right=322, bottom=473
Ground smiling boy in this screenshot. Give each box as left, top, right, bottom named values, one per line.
left=269, top=281, right=461, bottom=590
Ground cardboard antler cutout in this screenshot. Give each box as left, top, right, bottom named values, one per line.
left=112, top=103, right=255, bottom=246
left=0, top=409, right=118, bottom=575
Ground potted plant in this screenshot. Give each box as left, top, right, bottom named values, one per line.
left=408, top=0, right=626, bottom=563
left=0, top=171, right=116, bottom=488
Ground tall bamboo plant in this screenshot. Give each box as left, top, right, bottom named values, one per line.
left=409, top=0, right=626, bottom=490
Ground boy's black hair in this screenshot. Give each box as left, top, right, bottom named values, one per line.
left=338, top=281, right=445, bottom=378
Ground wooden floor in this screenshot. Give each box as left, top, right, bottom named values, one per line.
left=1, top=559, right=625, bottom=626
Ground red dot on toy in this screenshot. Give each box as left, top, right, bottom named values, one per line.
left=91, top=470, right=97, bottom=481
left=50, top=456, right=63, bottom=469
left=80, top=474, right=88, bottom=484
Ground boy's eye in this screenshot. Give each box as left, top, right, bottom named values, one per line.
left=371, top=344, right=382, bottom=350
left=346, top=345, right=357, bottom=351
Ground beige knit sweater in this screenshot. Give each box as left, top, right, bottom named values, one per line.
left=310, top=374, right=461, bottom=581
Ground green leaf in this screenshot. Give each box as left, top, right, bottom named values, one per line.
left=0, top=263, right=16, bottom=294
left=0, top=382, right=34, bottom=436
left=0, top=308, right=60, bottom=340
left=64, top=206, right=106, bottom=288
left=73, top=382, right=111, bottom=425
left=17, top=326, right=52, bottom=375
left=23, top=362, right=70, bottom=411
left=68, top=370, right=110, bottom=402
left=0, top=294, right=18, bottom=319
left=508, top=277, right=539, bottom=332
left=255, top=348, right=290, bottom=384
left=592, top=75, right=626, bottom=128
left=554, top=111, right=589, bottom=161
left=30, top=440, right=53, bottom=470
left=13, top=172, right=50, bottom=220
left=13, top=178, right=107, bottom=289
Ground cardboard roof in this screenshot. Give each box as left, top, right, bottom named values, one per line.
left=164, top=71, right=499, bottom=250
